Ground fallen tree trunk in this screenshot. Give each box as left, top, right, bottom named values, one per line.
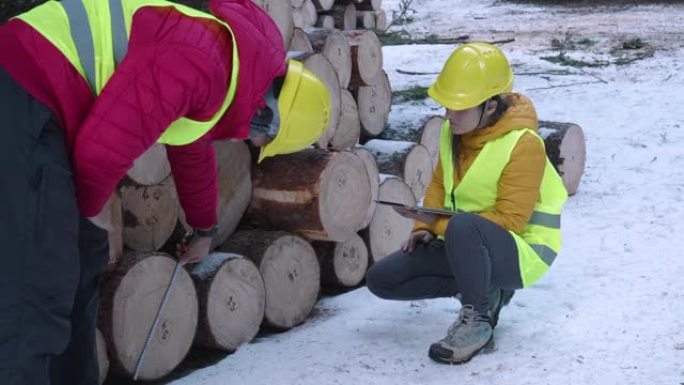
left=247, top=148, right=371, bottom=242
left=252, top=0, right=295, bottom=49
left=312, top=232, right=369, bottom=287
left=190, top=253, right=265, bottom=351
left=220, top=231, right=320, bottom=330
left=352, top=70, right=391, bottom=138
left=121, top=177, right=178, bottom=252
left=377, top=116, right=444, bottom=170
left=289, top=52, right=342, bottom=148
left=345, top=30, right=383, bottom=88
left=126, top=144, right=171, bottom=186
left=538, top=120, right=586, bottom=196
left=364, top=140, right=433, bottom=200
left=350, top=146, right=379, bottom=230
left=361, top=175, right=416, bottom=263
left=289, top=27, right=314, bottom=52
left=292, top=0, right=317, bottom=28
left=305, top=28, right=352, bottom=88
left=99, top=252, right=198, bottom=381
left=322, top=3, right=357, bottom=31
left=329, top=89, right=361, bottom=150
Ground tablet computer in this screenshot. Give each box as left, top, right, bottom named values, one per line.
left=375, top=200, right=456, bottom=217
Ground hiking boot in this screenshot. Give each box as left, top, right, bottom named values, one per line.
left=488, top=289, right=515, bottom=328
left=428, top=305, right=493, bottom=364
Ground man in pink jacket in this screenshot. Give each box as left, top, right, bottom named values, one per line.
left=0, top=1, right=330, bottom=384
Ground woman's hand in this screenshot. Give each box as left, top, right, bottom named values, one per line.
left=393, top=206, right=439, bottom=225
left=401, top=230, right=435, bottom=253
left=177, top=232, right=213, bottom=265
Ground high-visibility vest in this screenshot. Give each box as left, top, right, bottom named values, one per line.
left=15, top=0, right=240, bottom=146
left=439, top=120, right=568, bottom=286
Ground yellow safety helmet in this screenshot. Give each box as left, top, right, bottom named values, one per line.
left=428, top=42, right=514, bottom=111
left=258, top=60, right=331, bottom=163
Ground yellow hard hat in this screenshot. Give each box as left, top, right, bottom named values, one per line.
left=258, top=60, right=331, bottom=163
left=428, top=42, right=513, bottom=111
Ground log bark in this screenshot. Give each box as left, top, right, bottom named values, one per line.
left=364, top=139, right=432, bottom=200
left=126, top=144, right=171, bottom=186
left=121, top=177, right=178, bottom=252
left=329, top=89, right=361, bottom=150
left=247, top=148, right=371, bottom=242
left=220, top=231, right=320, bottom=330
left=361, top=176, right=416, bottom=263
left=96, top=328, right=109, bottom=385
left=288, top=52, right=342, bottom=149
left=316, top=15, right=335, bottom=29
left=178, top=141, right=252, bottom=248
left=304, top=28, right=352, bottom=88
left=292, top=0, right=317, bottom=28
left=351, top=70, right=391, bottom=138
left=290, top=27, right=314, bottom=52
left=312, top=232, right=369, bottom=287
left=350, top=146, right=379, bottom=230
left=190, top=253, right=265, bottom=351
left=252, top=0, right=295, bottom=49
left=538, top=120, right=586, bottom=195
left=345, top=30, right=383, bottom=87
left=357, top=10, right=376, bottom=29
left=323, top=4, right=357, bottom=31
left=99, top=252, right=198, bottom=381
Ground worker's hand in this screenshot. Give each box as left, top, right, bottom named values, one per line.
left=393, top=206, right=439, bottom=225
left=401, top=230, right=435, bottom=253
left=177, top=232, right=213, bottom=265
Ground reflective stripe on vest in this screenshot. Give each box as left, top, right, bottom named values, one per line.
left=16, top=0, right=239, bottom=146
left=439, top=120, right=568, bottom=287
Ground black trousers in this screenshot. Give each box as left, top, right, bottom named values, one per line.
left=366, top=212, right=523, bottom=313
left=0, top=67, right=108, bottom=385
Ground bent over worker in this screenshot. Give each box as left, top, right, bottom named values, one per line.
left=366, top=43, right=568, bottom=364
left=0, top=0, right=331, bottom=383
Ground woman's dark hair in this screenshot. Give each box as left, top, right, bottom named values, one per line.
left=450, top=94, right=510, bottom=178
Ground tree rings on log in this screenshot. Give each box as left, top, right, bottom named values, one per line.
left=220, top=231, right=320, bottom=330
left=353, top=70, right=391, bottom=138
left=312, top=232, right=369, bottom=287
left=305, top=28, right=352, bottom=88
left=191, top=253, right=265, bottom=351
left=100, top=252, right=198, bottom=381
left=121, top=177, right=178, bottom=252
left=330, top=89, right=361, bottom=150
left=248, top=149, right=371, bottom=242
left=362, top=176, right=415, bottom=263
left=345, top=30, right=383, bottom=87
left=364, top=139, right=432, bottom=200
left=350, top=146, right=379, bottom=230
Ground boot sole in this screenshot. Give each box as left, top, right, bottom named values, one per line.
left=428, top=336, right=495, bottom=365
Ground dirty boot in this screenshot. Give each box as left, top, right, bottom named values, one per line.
left=428, top=305, right=493, bottom=364
left=488, top=289, right=515, bottom=328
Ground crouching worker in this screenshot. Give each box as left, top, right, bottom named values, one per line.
left=0, top=0, right=330, bottom=384
left=366, top=43, right=567, bottom=364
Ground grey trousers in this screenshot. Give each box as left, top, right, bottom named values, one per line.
left=0, top=67, right=108, bottom=385
left=366, top=212, right=523, bottom=313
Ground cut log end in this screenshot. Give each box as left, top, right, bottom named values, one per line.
left=96, top=328, right=109, bottom=385
left=351, top=146, right=379, bottom=230
left=539, top=121, right=586, bottom=195
left=313, top=232, right=369, bottom=287
left=126, top=144, right=171, bottom=186
left=329, top=89, right=361, bottom=150
left=121, top=178, right=179, bottom=252
left=191, top=253, right=265, bottom=351
left=354, top=70, right=391, bottom=138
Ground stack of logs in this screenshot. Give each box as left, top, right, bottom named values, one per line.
left=96, top=0, right=587, bottom=383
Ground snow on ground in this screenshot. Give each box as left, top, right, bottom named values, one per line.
left=170, top=1, right=684, bottom=384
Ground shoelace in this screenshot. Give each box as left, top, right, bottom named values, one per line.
left=444, top=305, right=478, bottom=341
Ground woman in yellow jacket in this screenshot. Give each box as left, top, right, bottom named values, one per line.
left=366, top=43, right=568, bottom=364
